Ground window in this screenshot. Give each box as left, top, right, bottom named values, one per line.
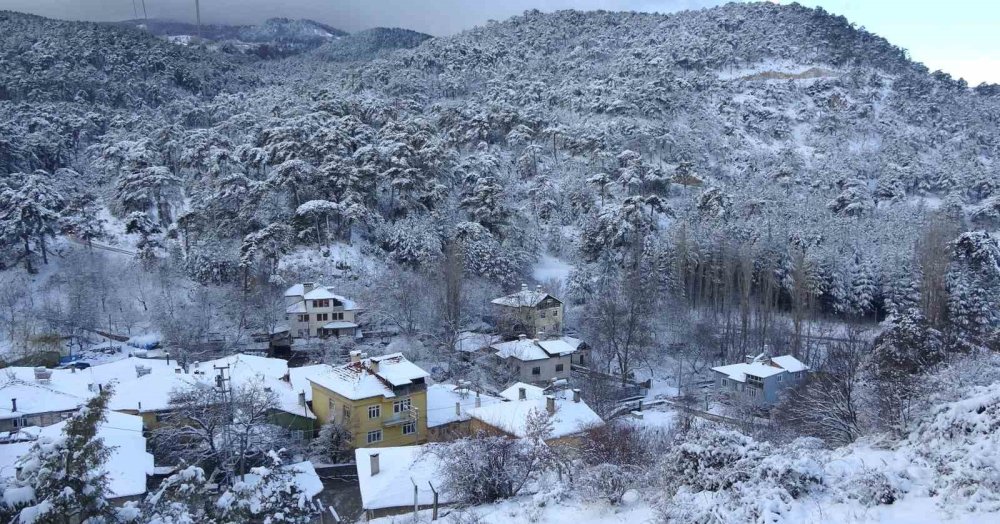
left=333, top=312, right=344, bottom=321
left=747, top=387, right=759, bottom=398
left=368, top=404, right=381, bottom=419
left=553, top=308, right=559, bottom=316
left=342, top=405, right=351, bottom=421
left=721, top=379, right=728, bottom=387
left=540, top=311, right=547, bottom=318
left=317, top=313, right=329, bottom=322
left=777, top=374, right=784, bottom=383
left=312, top=299, right=330, bottom=308
left=328, top=398, right=335, bottom=415
left=366, top=430, right=382, bottom=444
left=555, top=364, right=564, bottom=372
left=298, top=314, right=309, bottom=322
left=402, top=422, right=416, bottom=435
left=532, top=366, right=541, bottom=376
left=393, top=398, right=411, bottom=413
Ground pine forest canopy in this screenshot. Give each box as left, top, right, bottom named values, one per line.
left=0, top=2, right=999, bottom=327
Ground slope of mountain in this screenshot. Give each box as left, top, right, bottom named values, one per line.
left=312, top=27, right=432, bottom=62
left=115, top=17, right=347, bottom=58
left=0, top=11, right=250, bottom=107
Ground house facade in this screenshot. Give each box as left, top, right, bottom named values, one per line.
left=491, top=285, right=564, bottom=339
left=284, top=283, right=362, bottom=339
left=307, top=351, right=429, bottom=449
left=491, top=335, right=576, bottom=384
left=712, top=353, right=809, bottom=405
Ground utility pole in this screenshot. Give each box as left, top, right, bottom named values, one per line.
left=214, top=364, right=234, bottom=483
left=194, top=0, right=202, bottom=39
left=141, top=0, right=147, bottom=21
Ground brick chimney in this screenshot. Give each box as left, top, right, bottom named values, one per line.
left=370, top=453, right=380, bottom=476
left=545, top=395, right=555, bottom=415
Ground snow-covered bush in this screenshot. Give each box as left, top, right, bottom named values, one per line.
left=908, top=383, right=1000, bottom=512
left=429, top=433, right=552, bottom=504
left=578, top=463, right=638, bottom=504
left=846, top=468, right=901, bottom=506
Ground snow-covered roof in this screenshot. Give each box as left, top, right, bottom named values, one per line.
left=322, top=321, right=358, bottom=330
left=286, top=301, right=307, bottom=314
left=454, top=331, right=499, bottom=353
left=499, top=382, right=546, bottom=401
left=491, top=337, right=576, bottom=362
left=490, top=288, right=560, bottom=308
left=772, top=355, right=809, bottom=373
left=0, top=411, right=153, bottom=498
left=0, top=354, right=315, bottom=422
left=561, top=336, right=585, bottom=350
left=306, top=353, right=429, bottom=401
left=284, top=283, right=360, bottom=310
left=468, top=393, right=603, bottom=439
left=711, top=354, right=808, bottom=383
left=355, top=446, right=453, bottom=511
left=288, top=364, right=329, bottom=402
left=426, top=384, right=504, bottom=428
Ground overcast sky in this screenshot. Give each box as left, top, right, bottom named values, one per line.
left=1, top=0, right=996, bottom=84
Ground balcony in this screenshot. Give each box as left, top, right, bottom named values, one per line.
left=382, top=408, right=416, bottom=427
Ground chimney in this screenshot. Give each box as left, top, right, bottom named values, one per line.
left=518, top=334, right=527, bottom=340
left=303, top=282, right=316, bottom=294
left=349, top=350, right=362, bottom=363
left=138, top=402, right=142, bottom=411
left=165, top=352, right=170, bottom=365
left=369, top=359, right=379, bottom=373
left=98, top=383, right=103, bottom=393
left=11, top=398, right=16, bottom=413
left=545, top=395, right=555, bottom=415
left=521, top=282, right=527, bottom=290
left=71, top=367, right=76, bottom=374
left=518, top=387, right=526, bottom=400
left=475, top=390, right=481, bottom=408
left=536, top=284, right=542, bottom=292
left=370, top=453, right=380, bottom=476
left=572, top=389, right=581, bottom=403
left=298, top=391, right=306, bottom=406
left=455, top=402, right=461, bottom=417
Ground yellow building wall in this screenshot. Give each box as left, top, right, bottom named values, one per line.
left=311, top=382, right=428, bottom=449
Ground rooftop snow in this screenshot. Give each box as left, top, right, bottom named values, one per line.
left=454, top=331, right=499, bottom=353
left=322, top=321, right=358, bottom=330
left=0, top=411, right=153, bottom=498
left=306, top=353, right=428, bottom=401
left=355, top=445, right=451, bottom=511
left=711, top=354, right=807, bottom=383
left=490, top=289, right=559, bottom=308
left=499, top=382, right=546, bottom=401
left=468, top=394, right=603, bottom=439
left=492, top=338, right=576, bottom=362
left=426, top=384, right=504, bottom=428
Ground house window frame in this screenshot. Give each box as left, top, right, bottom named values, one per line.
left=402, top=422, right=416, bottom=435
left=366, top=429, right=382, bottom=444
left=531, top=366, right=541, bottom=376
left=555, top=363, right=564, bottom=372
left=393, top=398, right=411, bottom=414
left=368, top=404, right=381, bottom=419
left=297, top=314, right=309, bottom=322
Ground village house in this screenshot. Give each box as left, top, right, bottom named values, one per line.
left=306, top=351, right=429, bottom=449
left=712, top=353, right=809, bottom=405
left=425, top=382, right=504, bottom=441
left=0, top=411, right=154, bottom=503
left=284, top=282, right=363, bottom=339
left=355, top=445, right=452, bottom=519
left=467, top=382, right=604, bottom=446
left=491, top=335, right=577, bottom=385
left=491, top=284, right=564, bottom=339
left=0, top=354, right=316, bottom=439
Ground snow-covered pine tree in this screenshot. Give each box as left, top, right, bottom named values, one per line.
left=1, top=385, right=115, bottom=524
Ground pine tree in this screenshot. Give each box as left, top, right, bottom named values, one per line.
left=0, top=171, right=65, bottom=273
left=2, top=386, right=116, bottom=524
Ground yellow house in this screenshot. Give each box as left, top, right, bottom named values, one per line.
left=491, top=285, right=564, bottom=339
left=308, top=351, right=430, bottom=449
